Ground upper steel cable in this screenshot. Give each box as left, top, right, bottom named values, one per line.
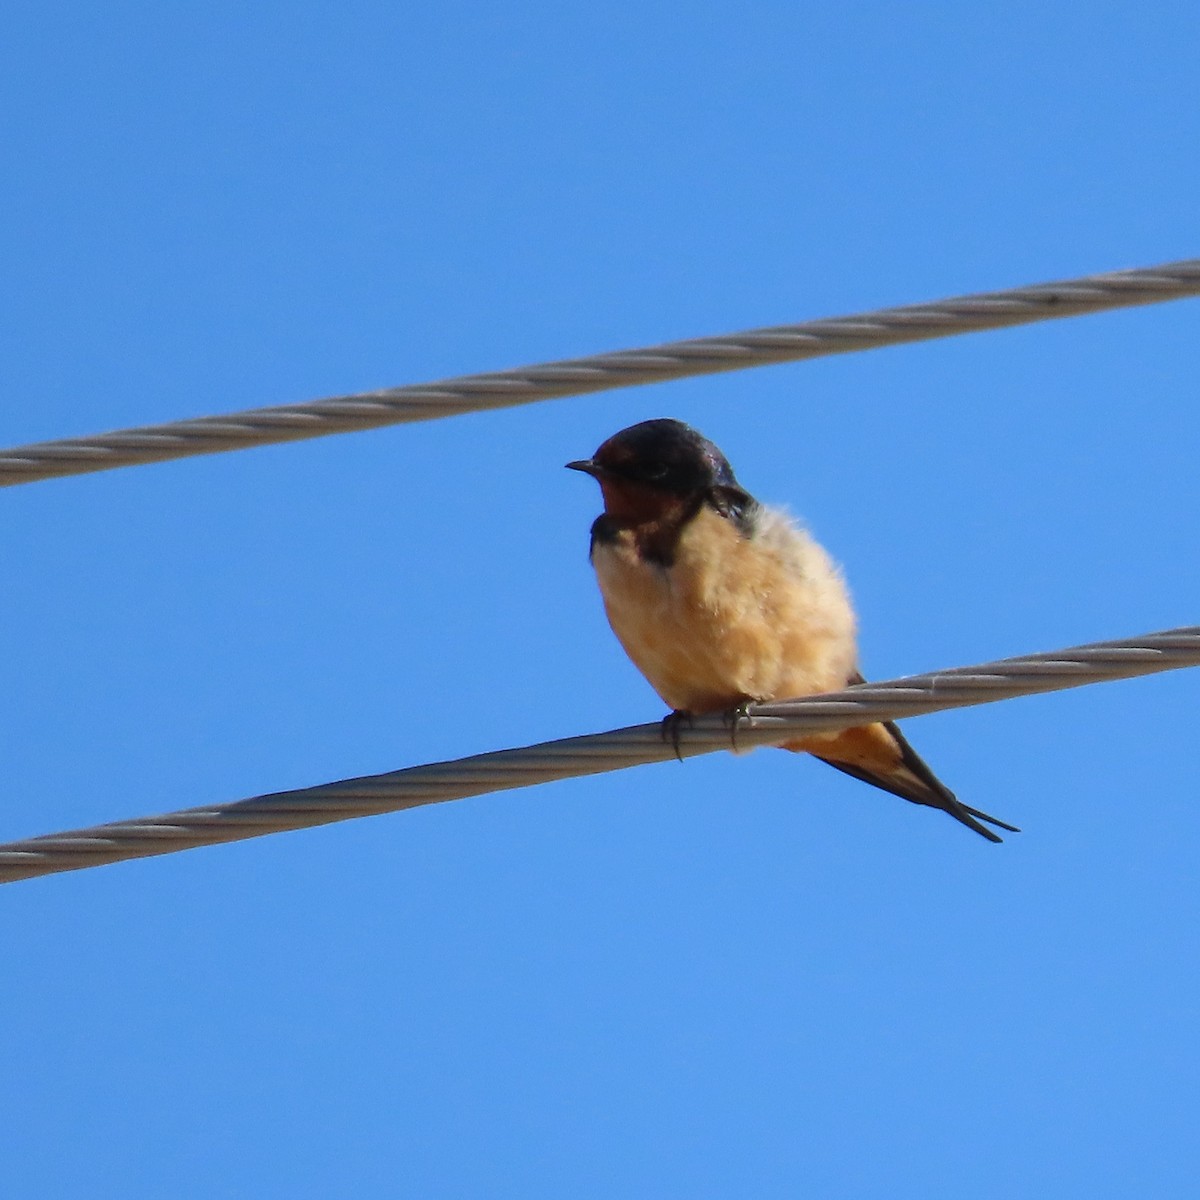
left=1, top=257, right=1197, bottom=488
left=1, top=625, right=1196, bottom=884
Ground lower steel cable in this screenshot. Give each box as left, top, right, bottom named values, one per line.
left=0, top=626, right=1196, bottom=884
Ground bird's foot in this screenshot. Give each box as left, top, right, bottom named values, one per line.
left=723, top=700, right=757, bottom=751
left=660, top=710, right=694, bottom=762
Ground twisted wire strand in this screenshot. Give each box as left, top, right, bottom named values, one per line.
left=3, top=258, right=1198, bottom=488
left=2, top=625, right=1195, bottom=884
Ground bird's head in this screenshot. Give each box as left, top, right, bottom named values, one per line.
left=566, top=418, right=753, bottom=524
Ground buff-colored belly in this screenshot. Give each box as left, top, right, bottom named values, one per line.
left=591, top=508, right=856, bottom=713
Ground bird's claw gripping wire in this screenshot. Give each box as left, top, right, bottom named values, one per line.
left=723, top=700, right=757, bottom=751
left=660, top=710, right=694, bottom=762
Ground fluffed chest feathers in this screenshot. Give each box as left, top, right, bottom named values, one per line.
left=589, top=506, right=857, bottom=712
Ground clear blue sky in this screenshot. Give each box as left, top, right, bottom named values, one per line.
left=2, top=3, right=1198, bottom=1196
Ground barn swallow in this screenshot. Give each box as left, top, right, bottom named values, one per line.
left=567, top=418, right=1018, bottom=842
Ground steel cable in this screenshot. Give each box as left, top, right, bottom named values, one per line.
left=2, top=625, right=1196, bottom=884
left=2, top=258, right=1197, bottom=488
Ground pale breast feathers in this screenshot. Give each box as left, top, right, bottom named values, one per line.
left=591, top=503, right=857, bottom=713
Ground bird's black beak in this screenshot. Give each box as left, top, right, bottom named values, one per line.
left=565, top=459, right=603, bottom=478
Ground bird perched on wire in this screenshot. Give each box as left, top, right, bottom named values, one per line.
left=567, top=418, right=1017, bottom=842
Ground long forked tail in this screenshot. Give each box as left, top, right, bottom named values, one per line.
left=780, top=692, right=1017, bottom=845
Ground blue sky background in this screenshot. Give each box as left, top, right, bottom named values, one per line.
left=2, top=3, right=1198, bottom=1196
